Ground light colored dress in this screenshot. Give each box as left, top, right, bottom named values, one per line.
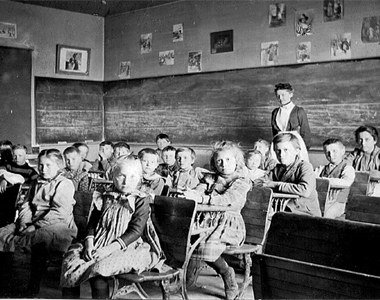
left=0, top=174, right=77, bottom=253
left=190, top=173, right=251, bottom=262
left=60, top=191, right=165, bottom=287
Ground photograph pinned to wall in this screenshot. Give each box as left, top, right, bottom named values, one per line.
left=210, top=30, right=233, bottom=54
left=295, top=9, right=314, bottom=36
left=0, top=22, right=16, bottom=38
left=188, top=51, right=202, bottom=73
left=173, top=23, right=183, bottom=42
left=118, top=61, right=131, bottom=79
left=159, top=50, right=174, bottom=66
left=56, top=45, right=90, bottom=75
left=361, top=16, right=380, bottom=43
left=296, top=42, right=311, bottom=63
left=323, top=0, right=343, bottom=22
left=140, top=33, right=152, bottom=54
left=331, top=33, right=351, bottom=59
left=269, top=3, right=286, bottom=27
left=261, top=41, right=279, bottom=66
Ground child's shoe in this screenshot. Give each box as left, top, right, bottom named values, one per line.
left=221, top=266, right=239, bottom=300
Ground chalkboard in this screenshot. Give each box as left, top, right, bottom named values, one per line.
left=0, top=46, right=32, bottom=149
left=104, top=58, right=380, bottom=148
left=35, top=77, right=103, bottom=144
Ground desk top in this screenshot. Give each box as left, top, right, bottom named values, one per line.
left=197, top=204, right=237, bottom=212
left=272, top=192, right=300, bottom=199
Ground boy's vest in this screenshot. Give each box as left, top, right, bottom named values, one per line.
left=320, top=160, right=350, bottom=203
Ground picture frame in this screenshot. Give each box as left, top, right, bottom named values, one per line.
left=56, top=44, right=91, bottom=75
left=210, top=30, right=233, bottom=54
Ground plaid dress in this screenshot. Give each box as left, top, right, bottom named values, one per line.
left=60, top=191, right=165, bottom=287
left=191, top=173, right=251, bottom=262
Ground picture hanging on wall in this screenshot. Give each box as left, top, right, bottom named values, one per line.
left=331, top=33, right=351, bottom=59
left=296, top=42, right=311, bottom=63
left=0, top=22, right=16, bottom=38
left=173, top=23, right=183, bottom=42
left=323, top=0, right=343, bottom=22
left=295, top=9, right=314, bottom=36
left=361, top=16, right=380, bottom=43
left=261, top=41, right=279, bottom=66
left=269, top=3, right=286, bottom=28
left=56, top=45, right=90, bottom=75
left=159, top=50, right=174, bottom=66
left=188, top=51, right=202, bottom=73
left=118, top=61, right=131, bottom=79
left=210, top=30, right=233, bottom=54
left=140, top=33, right=152, bottom=54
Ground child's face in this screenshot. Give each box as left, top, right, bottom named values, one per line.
left=357, top=131, right=376, bottom=154
left=324, top=143, right=345, bottom=165
left=64, top=152, right=82, bottom=171
left=99, top=145, right=113, bottom=159
left=140, top=153, right=159, bottom=175
left=162, top=150, right=176, bottom=166
left=276, top=89, right=293, bottom=106
left=215, top=149, right=237, bottom=176
left=156, top=138, right=170, bottom=150
left=274, top=141, right=300, bottom=167
left=113, top=163, right=141, bottom=194
left=77, top=146, right=88, bottom=160
left=114, top=147, right=131, bottom=158
left=253, top=142, right=268, bottom=157
left=176, top=151, right=194, bottom=170
left=246, top=154, right=261, bottom=170
left=38, top=156, right=60, bottom=180
left=13, top=149, right=27, bottom=166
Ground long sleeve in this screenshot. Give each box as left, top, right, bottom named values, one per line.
left=33, top=179, right=76, bottom=227
left=273, top=162, right=315, bottom=197
left=296, top=107, right=311, bottom=150
left=116, top=196, right=150, bottom=248
left=326, top=165, right=355, bottom=187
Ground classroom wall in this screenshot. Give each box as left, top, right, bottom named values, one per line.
left=0, top=1, right=104, bottom=80
left=104, top=0, right=380, bottom=80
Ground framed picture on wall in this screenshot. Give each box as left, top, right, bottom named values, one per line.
left=210, top=30, right=233, bottom=54
left=56, top=45, right=91, bottom=75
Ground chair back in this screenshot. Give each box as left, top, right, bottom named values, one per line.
left=316, top=178, right=330, bottom=216
left=346, top=194, right=380, bottom=225
left=73, top=191, right=94, bottom=241
left=349, top=171, right=370, bottom=196
left=151, top=196, right=197, bottom=269
left=241, top=187, right=273, bottom=245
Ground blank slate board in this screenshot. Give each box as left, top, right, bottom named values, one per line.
left=104, top=58, right=380, bottom=148
left=0, top=46, right=32, bottom=149
left=35, top=77, right=103, bottom=144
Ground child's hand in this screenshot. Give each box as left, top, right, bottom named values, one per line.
left=182, top=189, right=202, bottom=202
left=19, top=225, right=35, bottom=235
left=83, top=238, right=95, bottom=261
left=0, top=179, right=7, bottom=193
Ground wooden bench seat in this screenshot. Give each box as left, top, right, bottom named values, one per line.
left=252, top=212, right=380, bottom=299
left=346, top=193, right=380, bottom=225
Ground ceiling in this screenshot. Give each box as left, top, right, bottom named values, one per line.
left=11, top=0, right=179, bottom=17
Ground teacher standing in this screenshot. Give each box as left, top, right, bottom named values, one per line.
left=271, top=82, right=312, bottom=150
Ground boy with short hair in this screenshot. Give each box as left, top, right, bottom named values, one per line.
left=113, top=141, right=131, bottom=158
left=138, top=148, right=165, bottom=197
left=155, top=133, right=171, bottom=163
left=72, top=142, right=92, bottom=172
left=155, top=145, right=179, bottom=178
left=169, top=147, right=204, bottom=195
left=315, top=138, right=355, bottom=219
left=91, top=141, right=115, bottom=173
left=63, top=146, right=89, bottom=191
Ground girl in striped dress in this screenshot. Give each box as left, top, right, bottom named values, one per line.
left=183, top=141, right=251, bottom=300
left=60, top=155, right=164, bottom=299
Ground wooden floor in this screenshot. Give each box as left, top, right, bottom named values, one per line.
left=0, top=252, right=254, bottom=299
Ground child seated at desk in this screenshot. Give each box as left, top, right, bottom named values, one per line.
left=155, top=133, right=171, bottom=164
left=168, top=147, right=204, bottom=195
left=257, top=132, right=321, bottom=217
left=253, top=139, right=277, bottom=171
left=113, top=141, right=131, bottom=158
left=315, top=138, right=355, bottom=218
left=245, top=149, right=266, bottom=183
left=62, top=146, right=90, bottom=192
left=60, top=155, right=165, bottom=299
left=155, top=145, right=179, bottom=178
left=72, top=142, right=92, bottom=172
left=183, top=141, right=251, bottom=300
left=138, top=148, right=165, bottom=197
left=91, top=141, right=115, bottom=175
